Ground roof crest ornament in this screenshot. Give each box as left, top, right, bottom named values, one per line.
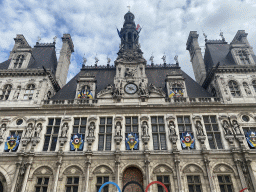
left=161, top=53, right=166, bottom=64
left=37, top=33, right=41, bottom=43
left=149, top=53, right=154, bottom=66
left=203, top=31, right=207, bottom=42
left=107, top=56, right=111, bottom=66
left=174, top=55, right=179, bottom=66
left=220, top=30, right=225, bottom=42
left=95, top=54, right=99, bottom=66
left=82, top=54, right=87, bottom=68
left=127, top=6, right=131, bottom=12
left=53, top=36, right=57, bottom=43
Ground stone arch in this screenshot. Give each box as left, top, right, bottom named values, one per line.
left=181, top=163, right=207, bottom=177
left=0, top=166, right=12, bottom=192
left=152, top=163, right=174, bottom=174
left=11, top=116, right=27, bottom=126
left=121, top=164, right=145, bottom=177
left=122, top=166, right=144, bottom=192
left=60, top=164, right=84, bottom=178
left=30, top=165, right=54, bottom=178
left=212, top=163, right=237, bottom=176
left=92, top=164, right=114, bottom=174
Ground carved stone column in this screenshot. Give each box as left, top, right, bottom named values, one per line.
left=115, top=153, right=121, bottom=192
left=84, top=154, right=92, bottom=192
left=174, top=153, right=183, bottom=192
left=20, top=158, right=33, bottom=192
left=233, top=158, right=248, bottom=191
left=245, top=158, right=256, bottom=191
left=144, top=152, right=150, bottom=191
left=10, top=161, right=22, bottom=192
left=53, top=156, right=62, bottom=192
left=203, top=154, right=216, bottom=192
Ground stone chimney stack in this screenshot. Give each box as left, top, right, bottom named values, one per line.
left=56, top=34, right=74, bottom=88
left=186, top=31, right=206, bottom=85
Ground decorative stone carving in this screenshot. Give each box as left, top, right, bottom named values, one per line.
left=86, top=120, right=96, bottom=151
left=88, top=122, right=95, bottom=137
left=113, top=80, right=123, bottom=98
left=114, top=116, right=123, bottom=150
left=195, top=121, right=205, bottom=136
left=148, top=83, right=165, bottom=97
left=213, top=164, right=233, bottom=173
left=168, top=120, right=176, bottom=136
left=115, top=121, right=122, bottom=136
left=125, top=68, right=137, bottom=78
left=139, top=79, right=148, bottom=97
left=183, top=165, right=203, bottom=173
left=142, top=121, right=149, bottom=136
left=0, top=123, right=6, bottom=139
left=97, top=84, right=114, bottom=98
left=222, top=120, right=233, bottom=135
left=61, top=123, right=69, bottom=138
left=63, top=166, right=83, bottom=175
left=25, top=123, right=34, bottom=138
left=34, top=123, right=42, bottom=138
left=34, top=166, right=53, bottom=175
left=232, top=120, right=241, bottom=135
left=93, top=165, right=113, bottom=174
left=153, top=165, right=172, bottom=174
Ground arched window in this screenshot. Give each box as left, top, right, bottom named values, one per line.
left=0, top=84, right=12, bottom=100
left=228, top=80, right=240, bottom=97
left=128, top=32, right=132, bottom=42
left=24, top=84, right=35, bottom=100
left=14, top=55, right=25, bottom=68
left=243, top=82, right=251, bottom=95
left=252, top=80, right=256, bottom=92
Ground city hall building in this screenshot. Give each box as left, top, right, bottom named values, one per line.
left=0, top=11, right=256, bottom=192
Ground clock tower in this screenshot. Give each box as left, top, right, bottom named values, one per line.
left=114, top=11, right=148, bottom=101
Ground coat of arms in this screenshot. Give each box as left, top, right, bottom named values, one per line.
left=180, top=131, right=195, bottom=149
left=4, top=134, right=20, bottom=152
left=125, top=133, right=139, bottom=150
left=70, top=134, right=84, bottom=150
left=245, top=131, right=256, bottom=148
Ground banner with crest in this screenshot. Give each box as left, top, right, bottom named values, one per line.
left=70, top=133, right=84, bottom=150
left=180, top=131, right=195, bottom=149
left=125, top=133, right=139, bottom=150
left=245, top=131, right=256, bottom=148
left=4, top=134, right=20, bottom=152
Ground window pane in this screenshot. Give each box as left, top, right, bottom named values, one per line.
left=74, top=177, right=79, bottom=184
left=187, top=176, right=193, bottom=183
left=74, top=118, right=80, bottom=125
left=126, top=118, right=131, bottom=124
left=53, top=127, right=59, bottom=134
left=104, top=177, right=109, bottom=183
left=159, top=125, right=165, bottom=132
left=177, top=117, right=183, bottom=123
left=220, top=185, right=225, bottom=192
left=107, top=118, right=112, bottom=124
left=194, top=176, right=200, bottom=183
left=66, top=186, right=71, bottom=192
left=133, top=125, right=138, bottom=132
left=46, top=127, right=52, bottom=134
left=73, top=186, right=78, bottom=192
left=188, top=185, right=194, bottom=192
left=151, top=117, right=157, bottom=124
left=97, top=177, right=102, bottom=184
left=81, top=118, right=87, bottom=125
left=55, top=119, right=61, bottom=125
left=37, top=178, right=42, bottom=185
left=100, top=118, right=105, bottom=125
left=218, top=176, right=223, bottom=183
left=152, top=125, right=157, bottom=132
left=164, top=176, right=169, bottom=183
left=44, top=178, right=49, bottom=185
left=42, top=187, right=48, bottom=192
left=215, top=133, right=223, bottom=149
left=105, top=135, right=112, bottom=150
left=98, top=135, right=104, bottom=151
left=195, top=185, right=201, bottom=192
left=67, top=177, right=72, bottom=184
left=126, top=126, right=131, bottom=132
left=106, top=126, right=112, bottom=133
left=50, top=137, right=58, bottom=151
left=184, top=117, right=190, bottom=123
left=186, top=125, right=191, bottom=132
left=132, top=117, right=138, bottom=124
left=210, top=116, right=216, bottom=123
left=205, top=124, right=211, bottom=131
left=157, top=176, right=162, bottom=182
left=48, top=119, right=54, bottom=125
left=99, top=126, right=105, bottom=133
left=160, top=134, right=167, bottom=150
left=225, top=176, right=231, bottom=183
left=212, top=124, right=219, bottom=131
left=73, top=127, right=79, bottom=134
left=158, top=117, right=164, bottom=124
left=80, top=127, right=86, bottom=133
left=203, top=116, right=209, bottom=123
left=153, top=134, right=159, bottom=150
left=178, top=125, right=184, bottom=132
left=36, top=187, right=40, bottom=192
left=43, top=136, right=50, bottom=151
left=227, top=185, right=233, bottom=192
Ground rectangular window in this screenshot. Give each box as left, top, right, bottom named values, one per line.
left=218, top=175, right=233, bottom=192
left=177, top=116, right=194, bottom=150
left=96, top=176, right=109, bottom=192
left=43, top=118, right=61, bottom=151
left=98, top=117, right=112, bottom=151
left=151, top=116, right=167, bottom=150
left=157, top=175, right=170, bottom=192
left=35, top=177, right=49, bottom=192
left=203, top=116, right=223, bottom=149
left=71, top=117, right=87, bottom=151
left=66, top=177, right=79, bottom=192
left=187, top=175, right=202, bottom=192
left=125, top=116, right=139, bottom=150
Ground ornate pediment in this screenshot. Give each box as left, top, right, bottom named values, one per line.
left=34, top=166, right=53, bottom=175
left=97, top=84, right=114, bottom=98
left=148, top=84, right=165, bottom=97
left=63, top=166, right=83, bottom=175
left=93, top=165, right=113, bottom=174
left=213, top=164, right=233, bottom=173
left=153, top=165, right=173, bottom=174
left=183, top=165, right=203, bottom=173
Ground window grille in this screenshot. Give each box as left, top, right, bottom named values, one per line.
left=24, top=84, right=35, bottom=100
left=98, top=117, right=112, bottom=151
left=65, top=177, right=79, bottom=192
left=157, top=175, right=170, bottom=192
left=151, top=116, right=167, bottom=150
left=228, top=81, right=240, bottom=97
left=187, top=175, right=202, bottom=192
left=35, top=177, right=49, bottom=192
left=0, top=84, right=12, bottom=100
left=218, top=175, right=233, bottom=192
left=238, top=50, right=250, bottom=65
left=14, top=55, right=25, bottom=68
left=96, top=176, right=109, bottom=192
left=43, top=118, right=61, bottom=151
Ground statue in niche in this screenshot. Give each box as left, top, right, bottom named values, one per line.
left=142, top=121, right=149, bottom=136
left=195, top=121, right=204, bottom=136
left=115, top=121, right=122, bottom=136
left=222, top=120, right=233, bottom=135
left=25, top=123, right=33, bottom=138
left=61, top=123, right=69, bottom=138
left=168, top=121, right=176, bottom=136
left=34, top=123, right=42, bottom=137
left=0, top=124, right=6, bottom=138
left=115, top=80, right=122, bottom=96
left=13, top=86, right=21, bottom=100
left=125, top=68, right=136, bottom=78
left=88, top=122, right=95, bottom=137
left=232, top=120, right=241, bottom=135
left=139, top=79, right=148, bottom=96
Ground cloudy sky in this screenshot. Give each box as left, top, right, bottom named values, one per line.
left=0, top=0, right=256, bottom=82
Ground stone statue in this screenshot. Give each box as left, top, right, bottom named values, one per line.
left=161, top=54, right=166, bottom=64
left=107, top=56, right=111, bottom=65
left=88, top=122, right=95, bottom=137
left=34, top=123, right=42, bottom=138
left=244, top=84, right=251, bottom=95
left=222, top=120, right=233, bottom=135
left=25, top=123, right=33, bottom=138
left=195, top=121, right=204, bottom=136
left=125, top=68, right=136, bottom=78
left=61, top=123, right=69, bottom=137
left=139, top=79, right=148, bottom=96
left=115, top=80, right=122, bottom=96
left=142, top=121, right=149, bottom=136
left=13, top=87, right=21, bottom=100
left=95, top=55, right=99, bottom=65
left=168, top=121, right=176, bottom=136
left=149, top=54, right=154, bottom=65
left=0, top=124, right=6, bottom=138
left=174, top=55, right=179, bottom=64
left=232, top=120, right=241, bottom=135
left=115, top=121, right=122, bottom=136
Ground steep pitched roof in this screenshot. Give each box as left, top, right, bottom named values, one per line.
left=51, top=66, right=212, bottom=100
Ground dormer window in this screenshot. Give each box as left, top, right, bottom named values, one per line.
left=78, top=85, right=93, bottom=99
left=14, top=55, right=25, bottom=68
left=238, top=50, right=250, bottom=65
left=169, top=82, right=184, bottom=97
left=228, top=80, right=240, bottom=97
left=0, top=84, right=12, bottom=100
left=24, top=84, right=35, bottom=100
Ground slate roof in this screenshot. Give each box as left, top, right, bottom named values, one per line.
left=0, top=43, right=58, bottom=75
left=51, top=66, right=212, bottom=100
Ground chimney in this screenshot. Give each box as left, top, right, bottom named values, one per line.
left=56, top=34, right=74, bottom=87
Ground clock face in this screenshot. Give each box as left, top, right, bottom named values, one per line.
left=124, top=83, right=138, bottom=94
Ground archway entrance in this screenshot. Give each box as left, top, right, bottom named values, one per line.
left=122, top=167, right=143, bottom=192
left=0, top=181, right=3, bottom=192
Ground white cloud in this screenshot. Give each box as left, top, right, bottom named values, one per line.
left=0, top=0, right=255, bottom=84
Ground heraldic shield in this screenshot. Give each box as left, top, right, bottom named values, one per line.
left=180, top=131, right=195, bottom=149
left=4, top=134, right=20, bottom=152
left=245, top=131, right=256, bottom=148
left=70, top=133, right=84, bottom=150
left=125, top=133, right=139, bottom=150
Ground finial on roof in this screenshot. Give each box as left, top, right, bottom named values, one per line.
left=174, top=55, right=179, bottom=66
left=53, top=36, right=57, bottom=43
left=127, top=6, right=131, bottom=12
left=220, top=30, right=225, bottom=41
left=107, top=56, right=111, bottom=65
left=37, top=34, right=41, bottom=43
left=95, top=54, right=99, bottom=66
left=82, top=54, right=87, bottom=68
left=203, top=31, right=207, bottom=42
left=149, top=53, right=154, bottom=66
left=161, top=53, right=166, bottom=64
